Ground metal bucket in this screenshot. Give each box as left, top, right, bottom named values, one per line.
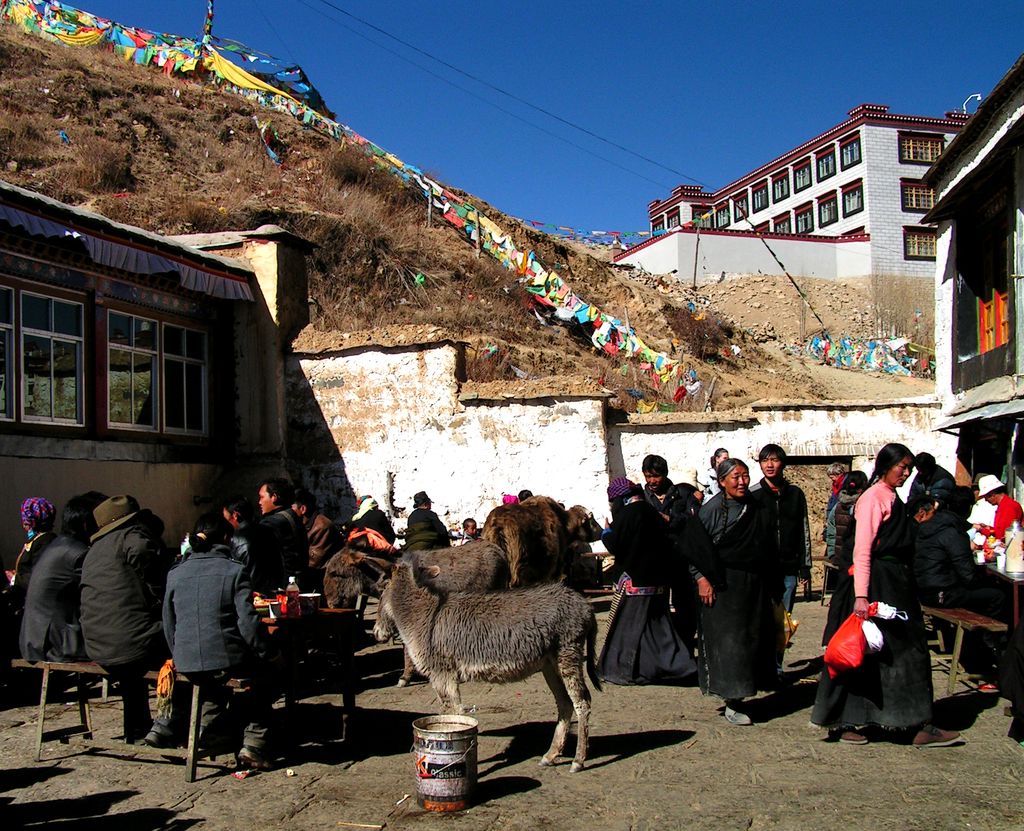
left=411, top=715, right=478, bottom=812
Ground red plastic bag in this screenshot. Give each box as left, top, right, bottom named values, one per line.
left=824, top=613, right=868, bottom=678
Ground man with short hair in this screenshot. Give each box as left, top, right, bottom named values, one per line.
left=223, top=496, right=285, bottom=597
left=909, top=452, right=956, bottom=508
left=292, top=488, right=341, bottom=593
left=257, top=478, right=309, bottom=588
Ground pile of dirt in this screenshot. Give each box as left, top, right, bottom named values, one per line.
left=0, top=21, right=932, bottom=409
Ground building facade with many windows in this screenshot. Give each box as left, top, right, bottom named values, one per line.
left=623, top=104, right=968, bottom=280
left=0, top=180, right=311, bottom=551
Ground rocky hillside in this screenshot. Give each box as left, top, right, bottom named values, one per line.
left=0, top=21, right=932, bottom=409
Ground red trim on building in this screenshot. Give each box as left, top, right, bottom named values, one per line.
left=647, top=104, right=966, bottom=218
left=612, top=226, right=871, bottom=262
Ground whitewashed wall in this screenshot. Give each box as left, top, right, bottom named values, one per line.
left=288, top=345, right=611, bottom=531
left=611, top=400, right=957, bottom=481
left=618, top=228, right=873, bottom=282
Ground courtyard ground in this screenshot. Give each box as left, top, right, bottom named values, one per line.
left=2, top=597, right=1022, bottom=831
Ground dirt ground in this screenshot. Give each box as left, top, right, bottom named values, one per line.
left=3, top=597, right=1022, bottom=831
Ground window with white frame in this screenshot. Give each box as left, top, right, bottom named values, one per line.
left=0, top=287, right=12, bottom=420
left=652, top=219, right=665, bottom=233
left=795, top=204, right=814, bottom=234
left=816, top=149, right=836, bottom=181
left=773, top=214, right=792, bottom=234
left=692, top=205, right=712, bottom=227
left=751, top=183, right=769, bottom=213
left=793, top=162, right=812, bottom=192
left=108, top=311, right=157, bottom=430
left=840, top=136, right=862, bottom=169
left=714, top=204, right=731, bottom=228
left=818, top=194, right=839, bottom=227
left=733, top=194, right=749, bottom=222
left=772, top=173, right=790, bottom=203
left=843, top=182, right=864, bottom=217
left=666, top=210, right=680, bottom=229
left=21, top=292, right=83, bottom=424
left=163, top=323, right=207, bottom=434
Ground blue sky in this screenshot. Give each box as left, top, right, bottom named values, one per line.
left=64, top=1, right=1024, bottom=234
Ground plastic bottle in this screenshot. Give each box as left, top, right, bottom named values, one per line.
left=286, top=575, right=301, bottom=618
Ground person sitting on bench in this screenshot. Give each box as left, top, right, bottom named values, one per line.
left=163, top=512, right=282, bottom=771
left=913, top=486, right=1006, bottom=676
left=80, top=495, right=178, bottom=745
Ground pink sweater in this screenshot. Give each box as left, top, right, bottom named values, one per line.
left=852, top=481, right=896, bottom=598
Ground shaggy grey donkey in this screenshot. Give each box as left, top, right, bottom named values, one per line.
left=374, top=561, right=601, bottom=771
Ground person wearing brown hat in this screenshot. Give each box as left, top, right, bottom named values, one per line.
left=80, top=495, right=175, bottom=745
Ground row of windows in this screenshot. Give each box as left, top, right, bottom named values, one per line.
left=0, top=285, right=209, bottom=435
left=652, top=131, right=946, bottom=232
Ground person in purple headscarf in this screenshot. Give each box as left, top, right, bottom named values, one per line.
left=11, top=497, right=57, bottom=607
left=597, top=477, right=697, bottom=686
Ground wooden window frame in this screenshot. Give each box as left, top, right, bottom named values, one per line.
left=900, top=179, right=935, bottom=212
left=903, top=227, right=937, bottom=261
left=899, top=133, right=945, bottom=165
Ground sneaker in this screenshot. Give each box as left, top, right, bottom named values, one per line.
left=236, top=746, right=273, bottom=771
left=839, top=730, right=868, bottom=745
left=723, top=706, right=752, bottom=726
left=912, top=725, right=963, bottom=748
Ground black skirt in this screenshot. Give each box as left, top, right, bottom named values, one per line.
left=811, top=559, right=933, bottom=729
left=598, top=587, right=696, bottom=686
left=697, top=566, right=777, bottom=700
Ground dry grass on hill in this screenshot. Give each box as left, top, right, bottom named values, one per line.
left=0, top=22, right=931, bottom=409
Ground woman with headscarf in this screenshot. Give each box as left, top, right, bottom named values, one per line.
left=10, top=497, right=58, bottom=609
left=685, top=459, right=781, bottom=725
left=597, top=477, right=696, bottom=686
left=811, top=443, right=961, bottom=747
left=350, top=495, right=396, bottom=546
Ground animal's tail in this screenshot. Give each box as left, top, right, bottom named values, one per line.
left=485, top=525, right=524, bottom=588
left=586, top=615, right=603, bottom=692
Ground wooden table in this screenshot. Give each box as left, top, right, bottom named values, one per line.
left=986, top=563, right=1024, bottom=630
left=263, top=608, right=359, bottom=739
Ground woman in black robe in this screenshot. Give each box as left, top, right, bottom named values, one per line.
left=597, top=477, right=696, bottom=685
left=685, top=459, right=780, bottom=725
left=811, top=443, right=961, bottom=747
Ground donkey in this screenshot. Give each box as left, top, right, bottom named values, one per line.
left=374, top=560, right=601, bottom=771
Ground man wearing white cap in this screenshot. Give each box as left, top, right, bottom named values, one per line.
left=977, top=474, right=1024, bottom=541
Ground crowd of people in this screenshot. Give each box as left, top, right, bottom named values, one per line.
left=4, top=447, right=1024, bottom=770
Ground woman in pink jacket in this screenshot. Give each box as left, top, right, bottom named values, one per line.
left=811, top=443, right=962, bottom=748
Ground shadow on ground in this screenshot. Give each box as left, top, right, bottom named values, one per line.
left=478, top=721, right=693, bottom=775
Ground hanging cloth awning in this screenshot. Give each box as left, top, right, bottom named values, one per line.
left=0, top=197, right=253, bottom=301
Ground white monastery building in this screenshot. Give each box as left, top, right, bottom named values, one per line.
left=616, top=104, right=969, bottom=282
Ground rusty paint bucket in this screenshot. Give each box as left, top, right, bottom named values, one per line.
left=411, top=715, right=478, bottom=812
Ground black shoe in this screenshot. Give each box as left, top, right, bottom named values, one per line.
left=142, top=729, right=177, bottom=749
left=236, top=746, right=272, bottom=771
left=197, top=732, right=237, bottom=755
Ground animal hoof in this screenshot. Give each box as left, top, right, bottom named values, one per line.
left=538, top=757, right=555, bottom=767
left=396, top=678, right=409, bottom=688
left=570, top=761, right=585, bottom=773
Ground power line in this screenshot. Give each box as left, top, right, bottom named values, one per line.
left=294, top=0, right=675, bottom=190
left=306, top=0, right=705, bottom=188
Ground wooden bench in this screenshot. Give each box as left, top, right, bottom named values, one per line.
left=11, top=659, right=252, bottom=782
left=920, top=606, right=1008, bottom=695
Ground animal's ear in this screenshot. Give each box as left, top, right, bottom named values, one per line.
left=425, top=565, right=441, bottom=579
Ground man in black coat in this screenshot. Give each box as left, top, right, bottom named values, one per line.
left=641, top=454, right=702, bottom=652
left=909, top=452, right=956, bottom=508
left=80, top=495, right=175, bottom=744
left=257, top=478, right=309, bottom=588
left=223, top=495, right=285, bottom=596
left=403, top=491, right=450, bottom=551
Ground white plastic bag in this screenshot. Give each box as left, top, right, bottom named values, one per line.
left=862, top=619, right=884, bottom=652
left=871, top=601, right=908, bottom=621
